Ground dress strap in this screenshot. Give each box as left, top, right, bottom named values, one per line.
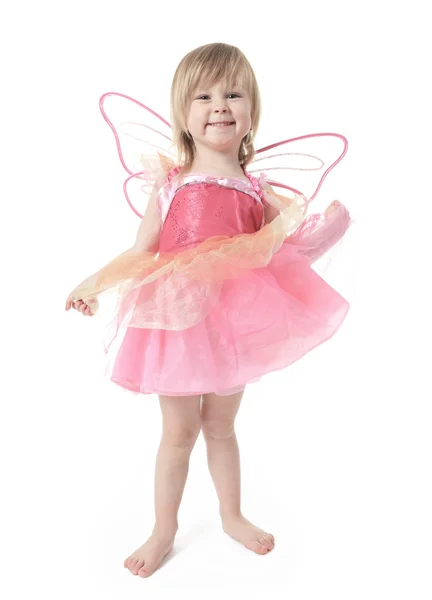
left=243, top=168, right=268, bottom=205
left=166, top=165, right=182, bottom=182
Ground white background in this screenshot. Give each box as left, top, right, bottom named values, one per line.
left=1, top=0, right=431, bottom=598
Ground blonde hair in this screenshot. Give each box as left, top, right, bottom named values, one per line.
left=169, top=43, right=261, bottom=176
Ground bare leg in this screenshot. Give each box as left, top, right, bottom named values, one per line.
left=124, top=393, right=202, bottom=578
left=201, top=389, right=275, bottom=555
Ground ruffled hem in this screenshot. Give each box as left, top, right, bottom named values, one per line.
left=107, top=295, right=349, bottom=397
left=101, top=230, right=350, bottom=397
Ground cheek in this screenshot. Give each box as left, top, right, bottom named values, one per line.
left=187, top=107, right=205, bottom=129
left=234, top=104, right=251, bottom=124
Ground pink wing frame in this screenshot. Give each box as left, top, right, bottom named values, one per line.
left=99, top=92, right=175, bottom=218
left=99, top=92, right=348, bottom=219
left=249, top=133, right=348, bottom=203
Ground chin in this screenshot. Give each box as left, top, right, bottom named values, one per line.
left=209, top=141, right=238, bottom=151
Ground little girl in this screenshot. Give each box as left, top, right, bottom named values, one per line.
left=65, top=42, right=351, bottom=578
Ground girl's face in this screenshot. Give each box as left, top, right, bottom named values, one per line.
left=186, top=80, right=252, bottom=154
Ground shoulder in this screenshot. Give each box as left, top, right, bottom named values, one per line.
left=245, top=171, right=273, bottom=201
left=156, top=166, right=185, bottom=224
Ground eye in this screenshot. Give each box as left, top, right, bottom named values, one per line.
left=195, top=93, right=241, bottom=100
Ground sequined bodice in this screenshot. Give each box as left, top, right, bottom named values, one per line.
left=157, top=172, right=266, bottom=253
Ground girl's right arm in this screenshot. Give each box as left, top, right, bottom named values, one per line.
left=66, top=182, right=163, bottom=308
left=130, top=181, right=162, bottom=252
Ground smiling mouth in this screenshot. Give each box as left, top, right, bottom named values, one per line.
left=208, top=122, right=235, bottom=127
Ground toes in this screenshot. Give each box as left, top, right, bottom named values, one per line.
left=124, top=556, right=150, bottom=576
left=258, top=537, right=272, bottom=551
left=257, top=542, right=270, bottom=554
left=134, top=559, right=145, bottom=574
left=247, top=540, right=268, bottom=554
left=129, top=558, right=140, bottom=574
left=262, top=534, right=275, bottom=548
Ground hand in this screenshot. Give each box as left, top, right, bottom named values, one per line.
left=324, top=200, right=342, bottom=217
left=65, top=293, right=99, bottom=316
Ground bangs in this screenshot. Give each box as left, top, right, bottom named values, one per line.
left=188, top=46, right=254, bottom=98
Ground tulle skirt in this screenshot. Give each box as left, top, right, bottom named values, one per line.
left=106, top=238, right=349, bottom=397
left=67, top=197, right=353, bottom=397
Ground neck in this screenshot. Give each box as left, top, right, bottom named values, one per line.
left=190, top=144, right=244, bottom=177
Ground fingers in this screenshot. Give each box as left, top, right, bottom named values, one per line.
left=65, top=294, right=80, bottom=311
left=65, top=295, right=74, bottom=311
left=76, top=301, right=92, bottom=316
left=77, top=305, right=92, bottom=316
left=324, top=200, right=341, bottom=217
left=66, top=297, right=94, bottom=316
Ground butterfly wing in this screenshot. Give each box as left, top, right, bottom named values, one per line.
left=249, top=132, right=353, bottom=266
left=249, top=132, right=348, bottom=204
left=99, top=92, right=177, bottom=218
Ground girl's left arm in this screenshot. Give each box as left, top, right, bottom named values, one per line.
left=261, top=180, right=294, bottom=224
left=264, top=201, right=280, bottom=225
left=261, top=180, right=352, bottom=261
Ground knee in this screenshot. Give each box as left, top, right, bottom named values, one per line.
left=163, top=424, right=201, bottom=447
left=201, top=418, right=235, bottom=441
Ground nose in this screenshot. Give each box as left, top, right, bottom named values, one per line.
left=213, top=97, right=229, bottom=113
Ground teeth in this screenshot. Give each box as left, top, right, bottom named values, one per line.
left=210, top=123, right=233, bottom=126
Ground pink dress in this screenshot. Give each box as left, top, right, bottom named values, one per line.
left=98, top=167, right=351, bottom=397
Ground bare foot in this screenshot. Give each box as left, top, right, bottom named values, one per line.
left=221, top=514, right=275, bottom=555
left=123, top=531, right=176, bottom=578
